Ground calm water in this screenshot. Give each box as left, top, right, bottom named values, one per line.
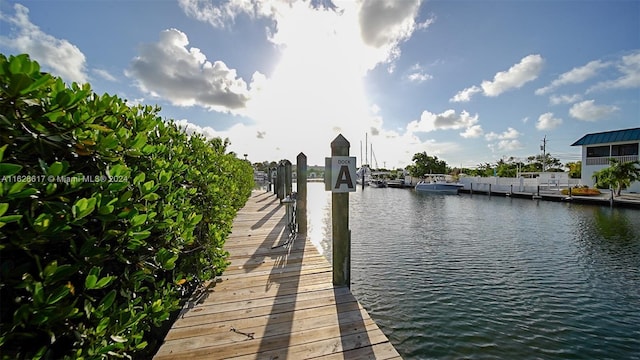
left=305, top=182, right=640, bottom=359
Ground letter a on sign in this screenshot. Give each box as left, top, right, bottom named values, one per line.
left=335, top=166, right=352, bottom=188
left=331, top=156, right=356, bottom=192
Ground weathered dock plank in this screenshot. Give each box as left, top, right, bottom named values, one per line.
left=154, top=190, right=401, bottom=359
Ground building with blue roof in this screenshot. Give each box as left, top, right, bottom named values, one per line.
left=571, top=128, right=640, bottom=193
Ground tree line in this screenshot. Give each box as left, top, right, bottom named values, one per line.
left=405, top=151, right=639, bottom=194
left=405, top=152, right=581, bottom=179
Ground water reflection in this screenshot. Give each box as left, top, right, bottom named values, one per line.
left=304, top=183, right=640, bottom=359
left=306, top=184, right=332, bottom=258
left=592, top=207, right=638, bottom=240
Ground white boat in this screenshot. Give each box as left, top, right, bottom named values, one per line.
left=356, top=165, right=371, bottom=186
left=369, top=178, right=387, bottom=188
left=387, top=170, right=410, bottom=188
left=386, top=179, right=406, bottom=188
left=415, top=174, right=464, bottom=194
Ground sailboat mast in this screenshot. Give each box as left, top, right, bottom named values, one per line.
left=365, top=133, right=368, bottom=166
left=370, top=143, right=373, bottom=169
left=371, top=145, right=378, bottom=169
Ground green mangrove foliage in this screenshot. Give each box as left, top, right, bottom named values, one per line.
left=592, top=158, right=640, bottom=195
left=0, top=54, right=254, bottom=359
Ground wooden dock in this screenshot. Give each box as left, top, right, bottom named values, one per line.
left=153, top=190, right=402, bottom=359
left=459, top=188, right=640, bottom=208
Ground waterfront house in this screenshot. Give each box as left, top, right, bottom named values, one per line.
left=571, top=127, right=640, bottom=193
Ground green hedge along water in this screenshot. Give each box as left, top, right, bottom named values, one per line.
left=306, top=182, right=640, bottom=359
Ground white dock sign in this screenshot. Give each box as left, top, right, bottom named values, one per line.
left=327, top=156, right=357, bottom=193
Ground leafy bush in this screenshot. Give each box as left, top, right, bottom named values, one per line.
left=0, top=54, right=253, bottom=359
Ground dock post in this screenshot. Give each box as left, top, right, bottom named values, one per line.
left=331, top=135, right=351, bottom=288
left=277, top=161, right=285, bottom=202
left=510, top=184, right=513, bottom=195
left=284, top=159, right=292, bottom=196
left=488, top=183, right=492, bottom=197
left=470, top=183, right=473, bottom=195
left=532, top=185, right=541, bottom=199
left=274, top=167, right=278, bottom=195
left=296, top=153, right=307, bottom=234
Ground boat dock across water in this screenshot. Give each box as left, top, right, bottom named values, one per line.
left=457, top=186, right=640, bottom=208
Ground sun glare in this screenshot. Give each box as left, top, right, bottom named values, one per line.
left=241, top=2, right=382, bottom=164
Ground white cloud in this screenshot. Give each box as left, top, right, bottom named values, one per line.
left=485, top=127, right=520, bottom=141
left=549, top=93, right=582, bottom=105
left=406, top=63, right=432, bottom=82
left=128, top=97, right=146, bottom=107
left=460, top=124, right=484, bottom=138
left=93, top=69, right=117, bottom=82
left=407, top=109, right=479, bottom=133
left=126, top=28, right=256, bottom=111
left=450, top=85, right=481, bottom=102
left=358, top=0, right=423, bottom=48
left=177, top=0, right=271, bottom=28
left=536, top=112, right=563, bottom=130
left=0, top=4, right=88, bottom=84
left=481, top=54, right=544, bottom=97
left=451, top=55, right=544, bottom=102
left=174, top=119, right=221, bottom=139
left=485, top=127, right=524, bottom=153
left=488, top=139, right=523, bottom=152
left=484, top=127, right=524, bottom=155
left=535, top=60, right=609, bottom=95
left=416, top=14, right=436, bottom=30
left=569, top=100, right=619, bottom=121
left=589, top=51, right=640, bottom=92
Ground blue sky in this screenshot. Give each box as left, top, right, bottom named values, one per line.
left=1, top=0, right=638, bottom=169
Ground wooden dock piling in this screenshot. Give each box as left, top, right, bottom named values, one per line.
left=296, top=153, right=308, bottom=235
left=331, top=135, right=351, bottom=288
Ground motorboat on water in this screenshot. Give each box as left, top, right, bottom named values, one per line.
left=414, top=174, right=464, bottom=194
left=386, top=179, right=405, bottom=188
left=386, top=169, right=411, bottom=188
left=369, top=178, right=387, bottom=188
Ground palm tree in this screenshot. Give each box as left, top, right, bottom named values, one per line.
left=592, top=159, right=640, bottom=195
left=566, top=161, right=581, bottom=179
